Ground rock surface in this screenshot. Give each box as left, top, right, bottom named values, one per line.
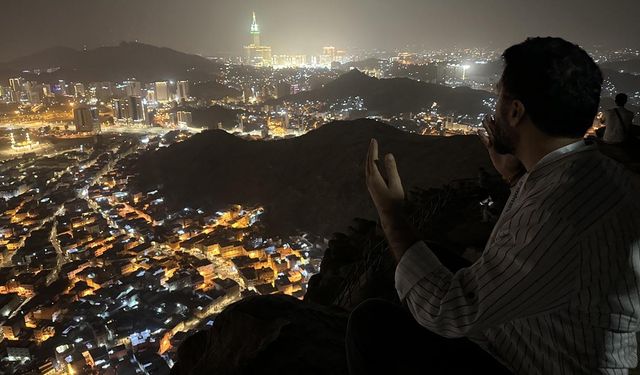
left=134, top=119, right=494, bottom=237
left=170, top=294, right=349, bottom=375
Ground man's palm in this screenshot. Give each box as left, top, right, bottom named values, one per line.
left=365, top=139, right=404, bottom=214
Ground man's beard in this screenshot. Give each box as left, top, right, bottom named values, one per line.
left=493, top=116, right=518, bottom=155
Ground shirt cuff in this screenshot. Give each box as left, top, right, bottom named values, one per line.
left=394, top=240, right=446, bottom=301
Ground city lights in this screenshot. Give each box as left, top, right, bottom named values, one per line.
left=0, top=3, right=638, bottom=374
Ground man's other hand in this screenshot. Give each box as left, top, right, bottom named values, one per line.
left=479, top=115, right=525, bottom=184
left=365, top=138, right=404, bottom=215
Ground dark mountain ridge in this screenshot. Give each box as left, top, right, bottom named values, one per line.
left=134, top=119, right=493, bottom=237
left=0, top=42, right=221, bottom=83
left=274, top=69, right=493, bottom=117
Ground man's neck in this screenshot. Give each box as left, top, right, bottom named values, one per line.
left=516, top=137, right=582, bottom=172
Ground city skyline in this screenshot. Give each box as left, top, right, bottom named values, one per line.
left=1, top=2, right=640, bottom=373
left=1, top=0, right=639, bottom=61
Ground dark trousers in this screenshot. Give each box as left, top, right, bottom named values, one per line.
left=345, top=244, right=511, bottom=374
left=345, top=299, right=512, bottom=374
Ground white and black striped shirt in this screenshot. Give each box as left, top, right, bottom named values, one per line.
left=395, top=140, right=640, bottom=374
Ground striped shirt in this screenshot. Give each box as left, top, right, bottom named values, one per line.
left=395, top=140, right=640, bottom=374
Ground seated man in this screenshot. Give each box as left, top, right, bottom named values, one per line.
left=602, top=93, right=635, bottom=144
left=349, top=37, right=640, bottom=374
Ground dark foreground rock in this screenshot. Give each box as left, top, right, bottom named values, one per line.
left=170, top=294, right=349, bottom=375
left=305, top=176, right=510, bottom=311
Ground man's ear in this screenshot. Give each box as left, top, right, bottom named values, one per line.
left=508, top=99, right=526, bottom=128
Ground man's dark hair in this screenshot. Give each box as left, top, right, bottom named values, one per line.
left=615, top=93, right=628, bottom=107
left=501, top=37, right=603, bottom=138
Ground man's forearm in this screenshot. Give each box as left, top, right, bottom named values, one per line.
left=379, top=209, right=420, bottom=262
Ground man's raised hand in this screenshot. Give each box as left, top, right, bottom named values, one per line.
left=479, top=115, right=525, bottom=183
left=365, top=138, right=405, bottom=215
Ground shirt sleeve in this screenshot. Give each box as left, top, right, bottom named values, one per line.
left=395, top=205, right=581, bottom=338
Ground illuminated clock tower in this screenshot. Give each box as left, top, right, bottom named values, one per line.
left=250, top=12, right=260, bottom=47
left=244, top=12, right=272, bottom=67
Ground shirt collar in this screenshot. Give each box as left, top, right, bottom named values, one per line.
left=528, top=139, right=596, bottom=177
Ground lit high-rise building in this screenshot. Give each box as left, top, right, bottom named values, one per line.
left=272, top=55, right=308, bottom=68
left=74, top=83, right=86, bottom=97
left=9, top=78, right=24, bottom=93
left=8, top=89, right=20, bottom=103
left=244, top=12, right=272, bottom=67
left=177, top=81, right=189, bottom=101
left=322, top=46, right=336, bottom=60
left=124, top=80, right=142, bottom=97
left=128, top=96, right=146, bottom=122
left=42, top=84, right=52, bottom=97
left=112, top=99, right=128, bottom=120
left=320, top=46, right=346, bottom=67
left=27, top=84, right=43, bottom=104
left=177, top=111, right=193, bottom=127
left=73, top=106, right=99, bottom=133
left=0, top=86, right=15, bottom=103
left=155, top=81, right=170, bottom=102
left=146, top=89, right=157, bottom=103
left=250, top=12, right=260, bottom=47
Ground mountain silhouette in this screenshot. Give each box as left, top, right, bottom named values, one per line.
left=273, top=69, right=493, bottom=117
left=0, top=42, right=221, bottom=83
left=134, top=119, right=493, bottom=237
left=190, top=81, right=242, bottom=101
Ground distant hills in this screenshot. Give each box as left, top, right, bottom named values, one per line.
left=134, top=119, right=493, bottom=237
left=601, top=69, right=640, bottom=99
left=596, top=58, right=640, bottom=99
left=602, top=59, right=640, bottom=75
left=273, top=69, right=494, bottom=117
left=0, top=42, right=222, bottom=83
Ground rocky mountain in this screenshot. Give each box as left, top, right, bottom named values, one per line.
left=274, top=69, right=494, bottom=117
left=170, top=294, right=350, bottom=375
left=134, top=119, right=493, bottom=237
left=190, top=81, right=241, bottom=101
left=0, top=42, right=221, bottom=83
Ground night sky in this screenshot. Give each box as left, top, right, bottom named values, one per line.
left=1, top=0, right=639, bottom=61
